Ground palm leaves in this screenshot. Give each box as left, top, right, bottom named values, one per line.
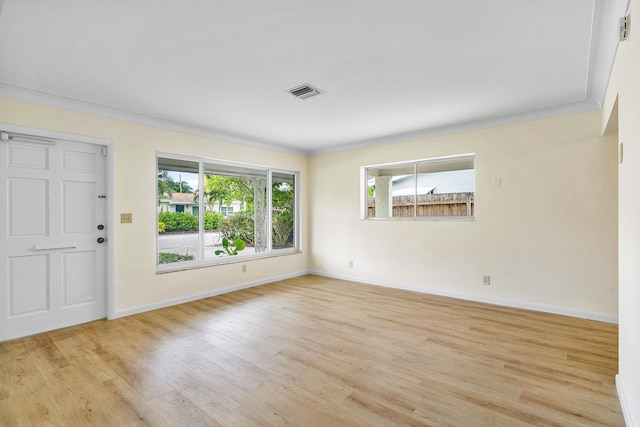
left=157, top=170, right=174, bottom=203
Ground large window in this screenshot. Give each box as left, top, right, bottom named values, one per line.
left=157, top=154, right=300, bottom=271
left=361, top=153, right=475, bottom=220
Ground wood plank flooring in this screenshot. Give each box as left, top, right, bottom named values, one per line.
left=0, top=275, right=623, bottom=426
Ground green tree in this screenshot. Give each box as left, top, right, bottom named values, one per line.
left=167, top=180, right=194, bottom=194
left=272, top=181, right=295, bottom=247
left=204, top=175, right=231, bottom=213
left=227, top=178, right=255, bottom=213
left=157, top=170, right=174, bottom=202
left=204, top=175, right=256, bottom=213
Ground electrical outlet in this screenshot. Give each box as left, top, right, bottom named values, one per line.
left=482, top=275, right=491, bottom=286
left=348, top=260, right=353, bottom=268
left=241, top=264, right=247, bottom=273
left=120, top=213, right=132, bottom=223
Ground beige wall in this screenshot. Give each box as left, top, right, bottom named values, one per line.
left=310, top=110, right=618, bottom=319
left=1, top=78, right=627, bottom=415
left=1, top=98, right=620, bottom=317
left=0, top=97, right=310, bottom=312
left=603, top=0, right=640, bottom=423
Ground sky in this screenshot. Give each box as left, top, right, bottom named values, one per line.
left=168, top=171, right=199, bottom=192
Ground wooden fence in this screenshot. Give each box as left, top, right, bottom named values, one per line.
left=368, top=192, right=474, bottom=217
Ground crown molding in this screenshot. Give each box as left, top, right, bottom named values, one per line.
left=310, top=99, right=601, bottom=156
left=0, top=83, right=603, bottom=159
left=0, top=83, right=308, bottom=156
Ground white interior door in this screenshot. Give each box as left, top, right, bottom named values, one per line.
left=0, top=137, right=107, bottom=341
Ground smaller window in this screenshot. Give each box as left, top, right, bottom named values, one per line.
left=221, top=206, right=234, bottom=216
left=361, top=154, right=475, bottom=220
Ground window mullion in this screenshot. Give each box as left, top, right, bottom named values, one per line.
left=198, top=161, right=204, bottom=260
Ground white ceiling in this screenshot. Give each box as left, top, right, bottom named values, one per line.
left=0, top=1, right=629, bottom=155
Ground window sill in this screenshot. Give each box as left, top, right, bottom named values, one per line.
left=156, top=248, right=302, bottom=274
left=363, top=216, right=475, bottom=221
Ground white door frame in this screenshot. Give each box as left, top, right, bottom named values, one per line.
left=0, top=123, right=116, bottom=320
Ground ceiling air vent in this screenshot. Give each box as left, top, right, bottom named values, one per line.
left=286, top=83, right=324, bottom=100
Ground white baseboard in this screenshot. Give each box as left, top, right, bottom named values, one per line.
left=617, top=375, right=635, bottom=427
left=114, top=269, right=618, bottom=324
left=308, top=270, right=619, bottom=324
left=113, top=270, right=308, bottom=319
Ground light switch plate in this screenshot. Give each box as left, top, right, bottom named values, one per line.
left=120, top=213, right=133, bottom=224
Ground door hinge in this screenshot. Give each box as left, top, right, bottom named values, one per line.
left=620, top=14, right=630, bottom=42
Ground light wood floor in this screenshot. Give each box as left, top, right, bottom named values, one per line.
left=0, top=275, right=623, bottom=426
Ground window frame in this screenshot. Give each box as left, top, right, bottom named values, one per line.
left=360, top=153, right=475, bottom=221
left=156, top=152, right=301, bottom=273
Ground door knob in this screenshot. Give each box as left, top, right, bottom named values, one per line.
left=97, top=224, right=104, bottom=230
left=97, top=237, right=105, bottom=244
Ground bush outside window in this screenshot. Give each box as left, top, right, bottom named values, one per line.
left=157, top=154, right=299, bottom=271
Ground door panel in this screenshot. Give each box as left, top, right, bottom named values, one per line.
left=62, top=181, right=95, bottom=234
left=61, top=150, right=95, bottom=173
left=9, top=178, right=49, bottom=237
left=8, top=144, right=48, bottom=169
left=8, top=254, right=49, bottom=315
left=63, top=251, right=95, bottom=306
left=0, top=136, right=106, bottom=341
